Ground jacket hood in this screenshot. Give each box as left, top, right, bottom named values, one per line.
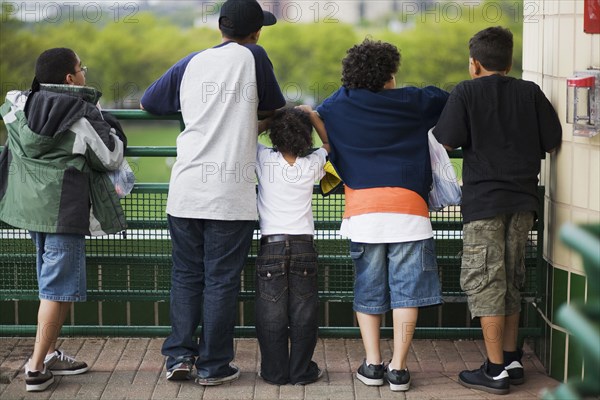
left=25, top=84, right=102, bottom=137
left=4, top=85, right=103, bottom=158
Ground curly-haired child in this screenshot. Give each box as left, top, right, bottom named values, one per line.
left=254, top=108, right=329, bottom=385
left=301, top=39, right=449, bottom=392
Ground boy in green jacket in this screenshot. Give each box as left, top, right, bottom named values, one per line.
left=0, top=48, right=127, bottom=392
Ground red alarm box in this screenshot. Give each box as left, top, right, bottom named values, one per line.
left=585, top=0, right=600, bottom=34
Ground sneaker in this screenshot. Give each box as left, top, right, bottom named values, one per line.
left=166, top=356, right=195, bottom=381
left=25, top=363, right=54, bottom=392
left=386, top=366, right=410, bottom=392
left=293, top=362, right=324, bottom=385
left=196, top=364, right=240, bottom=386
left=458, top=361, right=510, bottom=395
left=356, top=359, right=385, bottom=386
left=45, top=350, right=89, bottom=376
left=504, top=349, right=524, bottom=385
left=505, top=360, right=524, bottom=385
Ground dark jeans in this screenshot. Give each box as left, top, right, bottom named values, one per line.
left=255, top=236, right=319, bottom=385
left=162, top=215, right=254, bottom=378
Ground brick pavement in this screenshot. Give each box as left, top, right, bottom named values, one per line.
left=0, top=337, right=559, bottom=400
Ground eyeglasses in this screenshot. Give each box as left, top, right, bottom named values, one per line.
left=74, top=65, right=88, bottom=75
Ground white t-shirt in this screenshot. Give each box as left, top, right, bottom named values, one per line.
left=340, top=213, right=433, bottom=244
left=140, top=42, right=285, bottom=220
left=256, top=144, right=327, bottom=235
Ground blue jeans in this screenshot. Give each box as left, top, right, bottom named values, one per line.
left=255, top=236, right=319, bottom=385
left=351, top=238, right=442, bottom=313
left=30, top=232, right=87, bottom=302
left=162, top=215, right=254, bottom=378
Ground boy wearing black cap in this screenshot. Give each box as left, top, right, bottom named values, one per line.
left=141, top=0, right=285, bottom=386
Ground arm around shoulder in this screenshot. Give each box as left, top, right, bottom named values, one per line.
left=297, top=105, right=330, bottom=152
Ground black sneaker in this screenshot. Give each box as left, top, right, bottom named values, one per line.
left=25, top=364, right=54, bottom=392
left=458, top=361, right=510, bottom=395
left=166, top=356, right=194, bottom=381
left=356, top=359, right=384, bottom=386
left=386, top=366, right=410, bottom=392
left=196, top=364, right=240, bottom=386
left=504, top=349, right=524, bottom=385
left=45, top=350, right=89, bottom=376
left=505, top=360, right=524, bottom=385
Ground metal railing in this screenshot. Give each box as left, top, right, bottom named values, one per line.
left=0, top=110, right=545, bottom=339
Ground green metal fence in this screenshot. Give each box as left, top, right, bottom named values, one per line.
left=0, top=110, right=544, bottom=339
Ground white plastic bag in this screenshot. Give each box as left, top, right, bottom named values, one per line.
left=107, top=159, right=135, bottom=198
left=428, top=129, right=461, bottom=211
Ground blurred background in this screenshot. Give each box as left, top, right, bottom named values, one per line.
left=0, top=0, right=524, bottom=106
left=0, top=0, right=523, bottom=181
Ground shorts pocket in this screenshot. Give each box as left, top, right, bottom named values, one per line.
left=42, top=241, right=72, bottom=264
left=256, top=261, right=287, bottom=302
left=349, top=242, right=364, bottom=260
left=290, top=261, right=317, bottom=300
left=42, top=243, right=62, bottom=264
left=422, top=239, right=438, bottom=272
left=460, top=244, right=488, bottom=295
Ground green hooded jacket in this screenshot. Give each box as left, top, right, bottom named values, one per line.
left=0, top=85, right=127, bottom=235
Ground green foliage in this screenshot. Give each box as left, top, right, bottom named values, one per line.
left=261, top=22, right=358, bottom=104
left=0, top=19, right=47, bottom=93
left=0, top=10, right=219, bottom=105
left=82, top=12, right=215, bottom=107
left=372, top=0, right=524, bottom=90
left=0, top=1, right=523, bottom=107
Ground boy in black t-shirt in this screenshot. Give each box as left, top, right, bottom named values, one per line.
left=433, top=26, right=561, bottom=395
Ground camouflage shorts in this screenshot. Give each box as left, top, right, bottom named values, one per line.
left=460, top=211, right=535, bottom=317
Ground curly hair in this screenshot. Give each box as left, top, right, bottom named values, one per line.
left=341, top=39, right=401, bottom=92
left=268, top=108, right=313, bottom=158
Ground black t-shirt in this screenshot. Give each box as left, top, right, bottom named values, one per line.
left=433, top=75, right=562, bottom=223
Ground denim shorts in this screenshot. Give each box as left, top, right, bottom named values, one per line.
left=351, top=238, right=442, bottom=314
left=460, top=211, right=534, bottom=317
left=30, top=232, right=87, bottom=302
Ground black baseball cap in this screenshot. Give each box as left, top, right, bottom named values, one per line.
left=219, top=0, right=277, bottom=37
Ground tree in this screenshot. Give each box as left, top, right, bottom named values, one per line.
left=0, top=1, right=523, bottom=107
left=373, top=0, right=523, bottom=89
left=261, top=22, right=358, bottom=105
left=0, top=16, right=49, bottom=94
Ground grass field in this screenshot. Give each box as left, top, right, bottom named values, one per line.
left=122, top=121, right=179, bottom=182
